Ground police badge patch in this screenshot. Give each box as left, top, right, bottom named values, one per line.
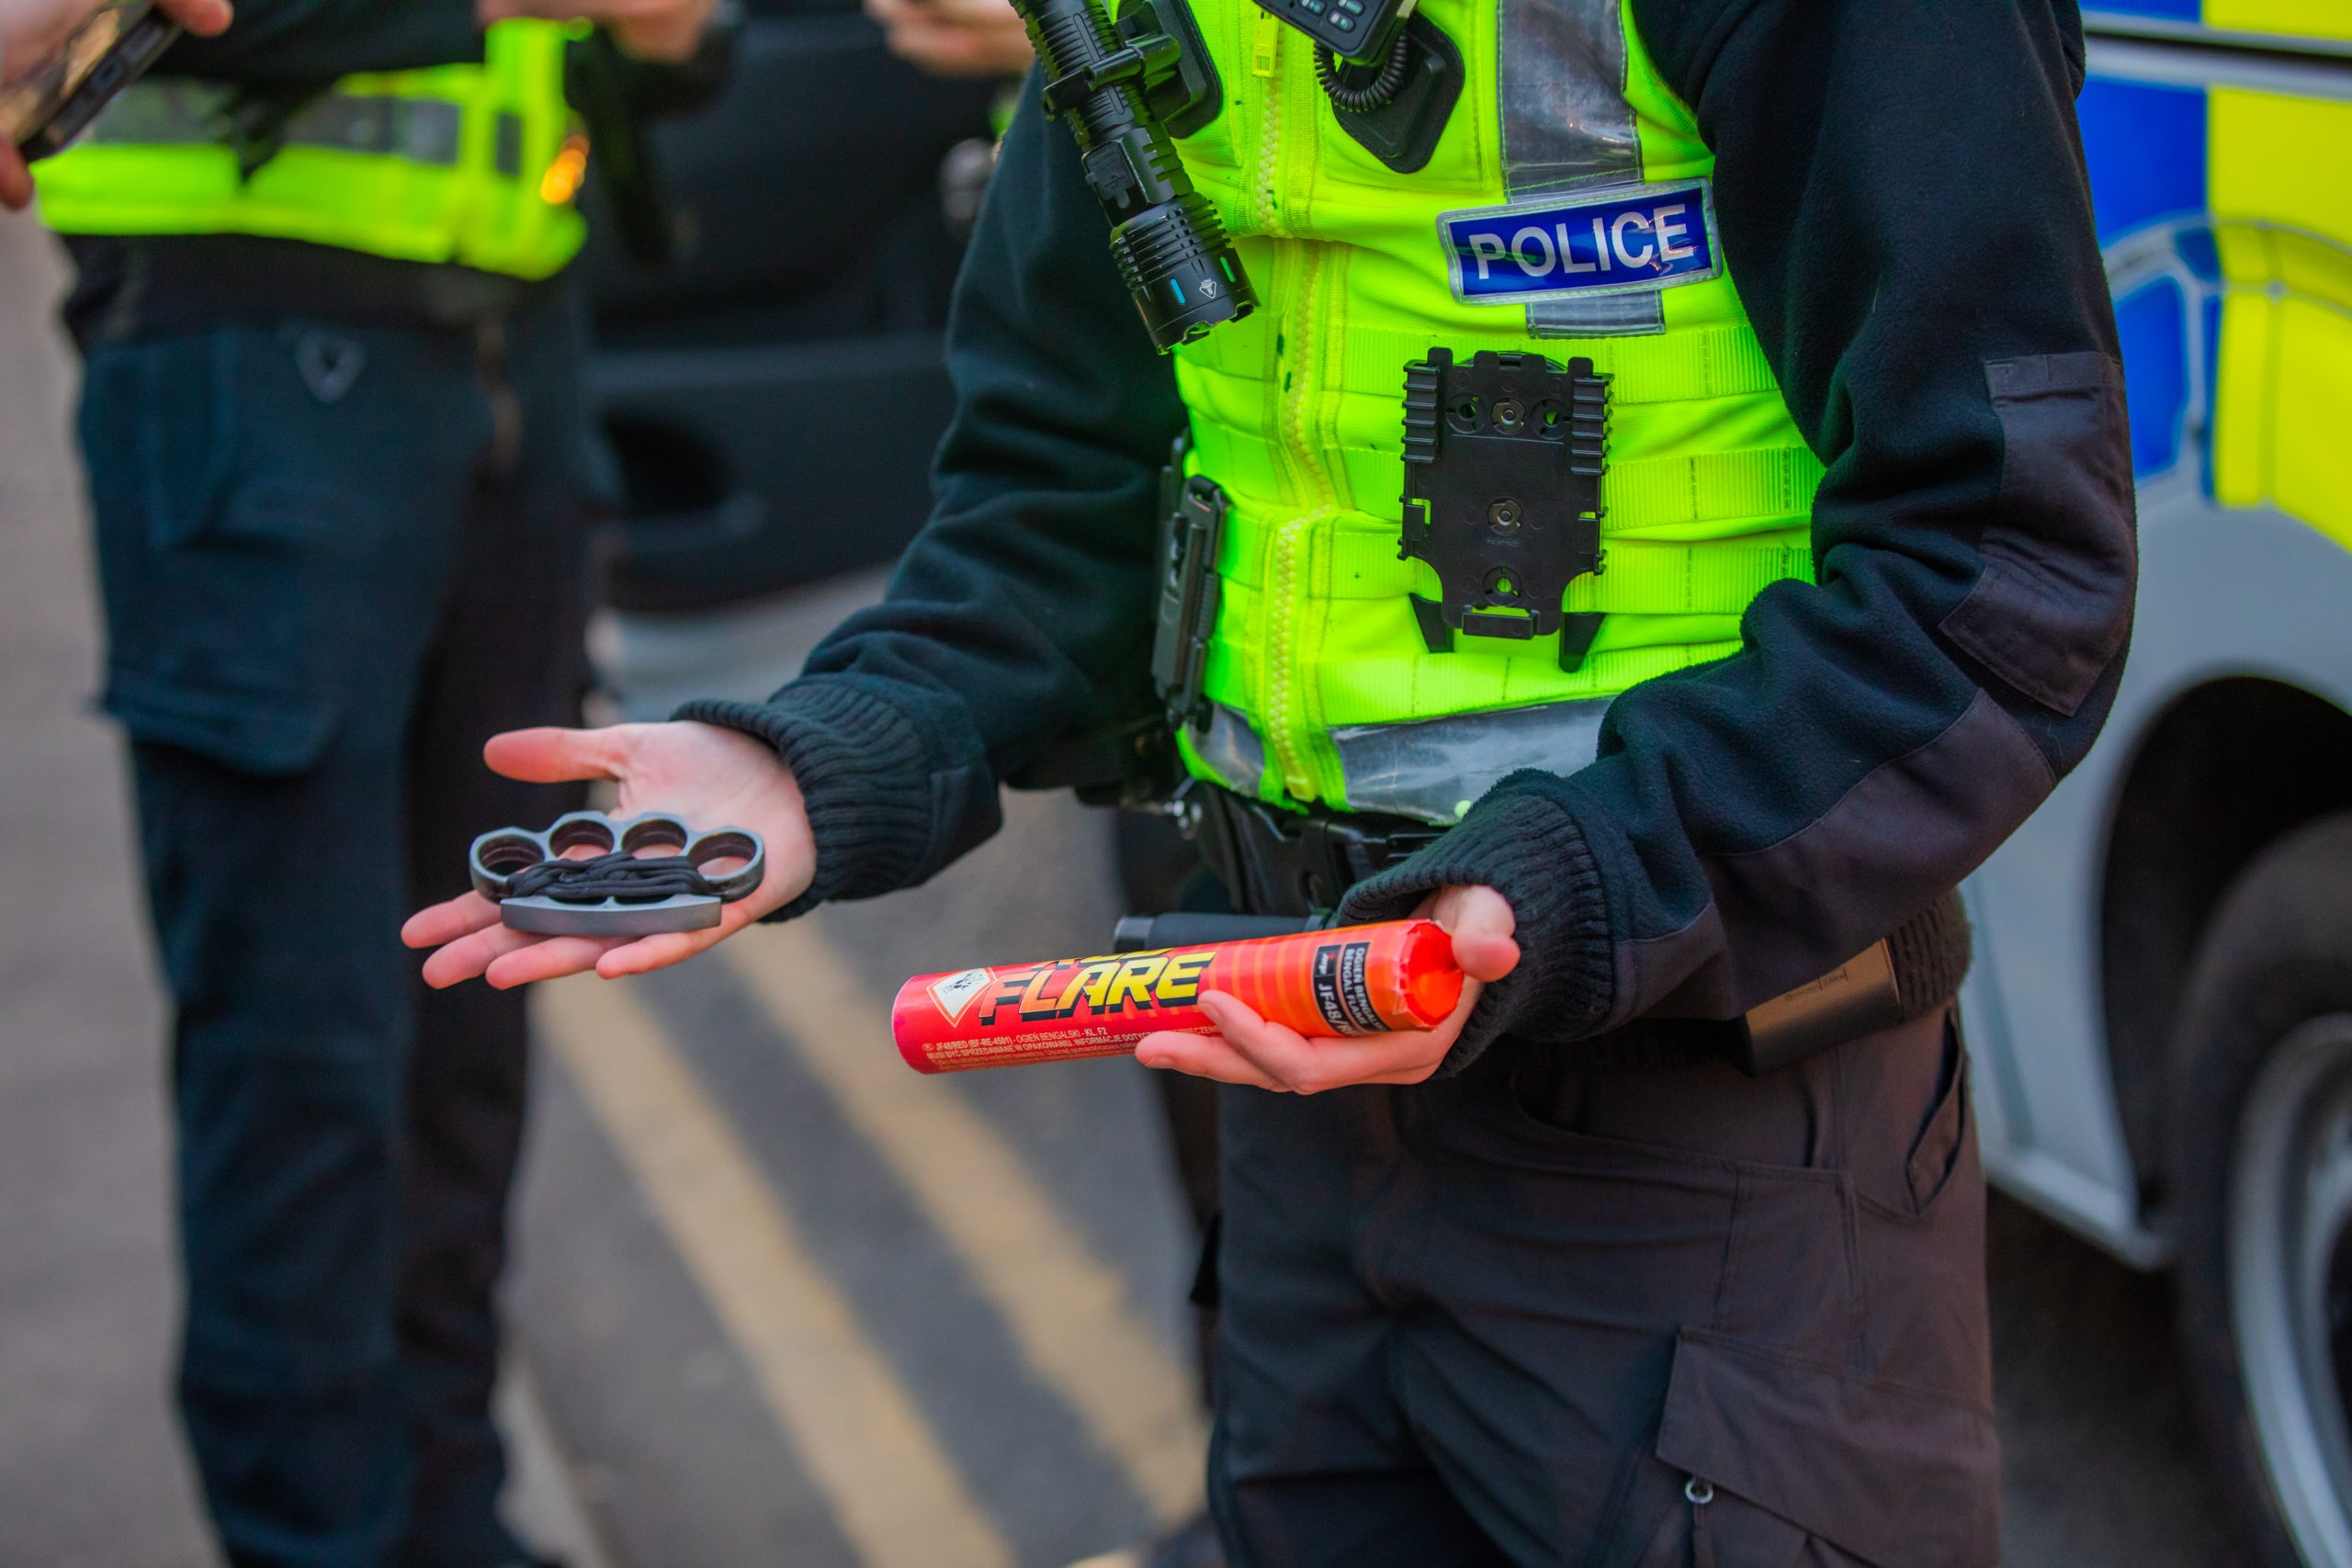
left=1439, top=178, right=1720, bottom=305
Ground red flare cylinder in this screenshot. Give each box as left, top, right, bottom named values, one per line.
left=890, top=919, right=1464, bottom=1074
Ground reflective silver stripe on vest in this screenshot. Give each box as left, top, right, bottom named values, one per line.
left=1196, top=699, right=1611, bottom=825
left=1330, top=698, right=1611, bottom=822
left=1498, top=0, right=1665, bottom=338
left=91, top=81, right=466, bottom=167
left=1194, top=704, right=1272, bottom=800
left=1499, top=0, right=1635, bottom=194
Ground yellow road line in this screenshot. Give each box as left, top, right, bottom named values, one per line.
left=720, top=922, right=1210, bottom=1529
left=537, top=977, right=1013, bottom=1568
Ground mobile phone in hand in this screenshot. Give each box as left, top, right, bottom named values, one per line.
left=2, top=2, right=182, bottom=162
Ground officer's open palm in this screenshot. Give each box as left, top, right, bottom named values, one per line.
left=1134, top=885, right=1521, bottom=1092
left=402, top=722, right=813, bottom=989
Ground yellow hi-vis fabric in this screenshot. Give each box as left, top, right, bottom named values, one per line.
left=33, top=20, right=585, bottom=280
left=1164, top=0, right=1818, bottom=818
left=2207, top=85, right=2352, bottom=553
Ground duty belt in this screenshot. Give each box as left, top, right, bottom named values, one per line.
left=1188, top=781, right=1973, bottom=1076
left=1191, top=784, right=1442, bottom=918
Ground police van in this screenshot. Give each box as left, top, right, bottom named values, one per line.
left=1960, top=9, right=2352, bottom=1564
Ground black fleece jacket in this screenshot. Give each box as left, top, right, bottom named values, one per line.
left=684, top=0, right=2136, bottom=1071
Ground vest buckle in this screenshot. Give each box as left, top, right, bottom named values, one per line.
left=1398, top=347, right=1611, bottom=672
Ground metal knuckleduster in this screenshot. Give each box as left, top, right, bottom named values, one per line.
left=469, top=812, right=766, bottom=937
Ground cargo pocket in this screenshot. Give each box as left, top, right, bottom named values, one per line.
left=1651, top=1329, right=2000, bottom=1568
left=1477, top=1062, right=1861, bottom=1359
left=82, top=325, right=462, bottom=777
left=1900, top=1032, right=1970, bottom=1218
left=101, top=666, right=339, bottom=779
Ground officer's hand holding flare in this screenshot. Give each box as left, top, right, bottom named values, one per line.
left=403, top=722, right=815, bottom=988
left=1132, top=885, right=1518, bottom=1093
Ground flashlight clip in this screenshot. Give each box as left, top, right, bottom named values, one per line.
left=1037, top=0, right=1222, bottom=138
left=1042, top=28, right=1181, bottom=111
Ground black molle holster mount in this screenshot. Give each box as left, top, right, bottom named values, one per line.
left=1150, top=434, right=1229, bottom=734
left=1399, top=348, right=1611, bottom=671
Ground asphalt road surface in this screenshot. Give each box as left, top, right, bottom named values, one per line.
left=0, top=212, right=2245, bottom=1568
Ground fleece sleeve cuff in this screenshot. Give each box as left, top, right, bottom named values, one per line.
left=674, top=681, right=936, bottom=920
left=1336, top=786, right=1616, bottom=1074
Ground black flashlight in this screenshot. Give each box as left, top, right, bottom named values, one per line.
left=1012, top=0, right=1256, bottom=351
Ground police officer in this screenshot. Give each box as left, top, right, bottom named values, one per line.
left=37, top=2, right=717, bottom=1562
left=411, top=0, right=2134, bottom=1561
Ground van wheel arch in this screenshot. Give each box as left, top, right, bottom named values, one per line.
left=2098, top=677, right=2352, bottom=1213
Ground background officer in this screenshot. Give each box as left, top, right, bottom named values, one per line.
left=33, top=1, right=718, bottom=1562
left=408, top=0, right=2135, bottom=1561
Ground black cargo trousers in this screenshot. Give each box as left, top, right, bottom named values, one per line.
left=78, top=297, right=598, bottom=1568
left=1202, top=998, right=1998, bottom=1568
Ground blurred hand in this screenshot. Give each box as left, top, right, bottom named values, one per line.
left=401, top=721, right=815, bottom=989
left=1, top=0, right=232, bottom=209
left=475, top=0, right=713, bottom=62
left=1135, top=886, right=1521, bottom=1093
left=865, top=0, right=1033, bottom=80
left=3, top=0, right=229, bottom=81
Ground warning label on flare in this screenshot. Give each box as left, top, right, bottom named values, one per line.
left=1311, top=941, right=1380, bottom=1035
left=928, top=967, right=991, bottom=1024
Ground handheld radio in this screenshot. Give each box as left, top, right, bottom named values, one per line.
left=1250, top=0, right=1415, bottom=64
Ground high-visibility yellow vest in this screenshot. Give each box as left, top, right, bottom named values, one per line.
left=1166, top=0, right=1818, bottom=822
left=34, top=20, right=586, bottom=280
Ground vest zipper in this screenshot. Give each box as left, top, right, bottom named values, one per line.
left=1265, top=208, right=1336, bottom=800
left=1245, top=17, right=1339, bottom=806
left=1250, top=8, right=1283, bottom=237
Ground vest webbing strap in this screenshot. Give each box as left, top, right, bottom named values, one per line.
left=1211, top=445, right=1819, bottom=599
left=1566, top=536, right=1812, bottom=614
left=1603, top=444, right=1825, bottom=535
left=1306, top=640, right=1747, bottom=727
left=90, top=82, right=472, bottom=166
left=1272, top=531, right=1809, bottom=615
left=1334, top=321, right=1784, bottom=405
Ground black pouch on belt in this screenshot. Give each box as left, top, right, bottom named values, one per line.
left=1189, top=782, right=1973, bottom=1076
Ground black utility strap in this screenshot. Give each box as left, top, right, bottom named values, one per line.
left=503, top=850, right=719, bottom=904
